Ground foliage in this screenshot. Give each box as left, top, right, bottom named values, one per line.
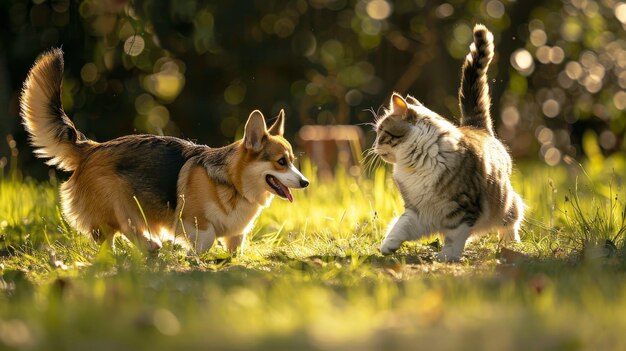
left=502, top=0, right=626, bottom=163
left=0, top=156, right=626, bottom=350
left=1, top=0, right=625, bottom=178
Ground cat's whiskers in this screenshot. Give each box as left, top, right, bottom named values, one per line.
left=362, top=107, right=385, bottom=127
left=361, top=147, right=383, bottom=176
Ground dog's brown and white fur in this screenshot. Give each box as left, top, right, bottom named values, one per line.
left=20, top=48, right=309, bottom=253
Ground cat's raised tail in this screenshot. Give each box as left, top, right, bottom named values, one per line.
left=459, top=24, right=495, bottom=135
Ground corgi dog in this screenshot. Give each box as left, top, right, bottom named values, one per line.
left=19, top=48, right=309, bottom=253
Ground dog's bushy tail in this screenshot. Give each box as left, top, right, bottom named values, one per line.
left=459, top=24, right=495, bottom=135
left=20, top=48, right=88, bottom=171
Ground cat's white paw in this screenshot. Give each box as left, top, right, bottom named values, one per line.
left=379, top=240, right=401, bottom=255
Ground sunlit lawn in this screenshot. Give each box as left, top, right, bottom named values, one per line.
left=0, top=153, right=625, bottom=350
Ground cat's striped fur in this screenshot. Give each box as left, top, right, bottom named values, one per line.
left=375, top=24, right=524, bottom=261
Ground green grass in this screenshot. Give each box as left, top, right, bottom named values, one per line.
left=1, top=155, right=626, bottom=350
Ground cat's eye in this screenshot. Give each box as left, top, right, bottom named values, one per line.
left=277, top=157, right=287, bottom=166
left=384, top=131, right=402, bottom=138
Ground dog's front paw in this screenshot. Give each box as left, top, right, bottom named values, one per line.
left=145, top=239, right=163, bottom=253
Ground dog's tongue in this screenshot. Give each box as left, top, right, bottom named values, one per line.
left=269, top=176, right=293, bottom=202
left=277, top=182, right=293, bottom=202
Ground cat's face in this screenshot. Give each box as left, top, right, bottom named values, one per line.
left=373, top=94, right=417, bottom=163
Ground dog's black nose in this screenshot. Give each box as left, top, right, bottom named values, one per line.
left=300, top=179, right=310, bottom=188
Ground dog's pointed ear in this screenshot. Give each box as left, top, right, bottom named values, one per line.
left=268, top=109, right=285, bottom=136
left=244, top=110, right=267, bottom=152
left=390, top=93, right=408, bottom=116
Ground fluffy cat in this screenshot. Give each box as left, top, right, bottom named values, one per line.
left=374, top=24, right=525, bottom=261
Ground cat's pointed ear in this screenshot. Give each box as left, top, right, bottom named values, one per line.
left=390, top=93, right=408, bottom=116
left=405, top=95, right=422, bottom=106
left=268, top=109, right=285, bottom=136
left=244, top=110, right=267, bottom=152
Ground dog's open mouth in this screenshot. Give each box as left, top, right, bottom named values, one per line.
left=266, top=175, right=293, bottom=202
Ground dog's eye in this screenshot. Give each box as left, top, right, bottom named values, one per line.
left=277, top=157, right=287, bottom=166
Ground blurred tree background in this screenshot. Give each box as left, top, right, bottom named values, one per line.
left=0, top=0, right=625, bottom=178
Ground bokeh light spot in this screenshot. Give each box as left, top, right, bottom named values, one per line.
left=321, top=40, right=345, bottom=69
left=453, top=24, right=472, bottom=45
left=557, top=71, right=573, bottom=89
left=147, top=105, right=170, bottom=130
left=345, top=89, right=363, bottom=106
left=537, top=127, right=554, bottom=144
left=486, top=0, right=505, bottom=19
left=613, top=91, right=626, bottom=110
left=435, top=3, right=454, bottom=18
left=124, top=35, right=145, bottom=57
left=366, top=0, right=392, bottom=20
left=221, top=116, right=240, bottom=137
left=615, top=3, right=626, bottom=24
left=530, top=29, right=547, bottom=47
left=549, top=47, right=564, bottom=64
left=561, top=17, right=582, bottom=42
left=143, top=73, right=185, bottom=102
left=589, top=64, right=606, bottom=81
left=580, top=51, right=597, bottom=68
left=501, top=106, right=520, bottom=127
left=511, top=49, right=534, bottom=76
left=619, top=71, right=626, bottom=89
left=135, top=93, right=154, bottom=115
left=80, top=63, right=98, bottom=84
left=544, top=147, right=561, bottom=166
left=536, top=46, right=550, bottom=64
left=274, top=17, right=295, bottom=38
left=542, top=99, right=560, bottom=118
left=224, top=81, right=247, bottom=105
left=583, top=76, right=602, bottom=93
left=361, top=17, right=383, bottom=35
left=600, top=130, right=617, bottom=150
left=565, top=61, right=583, bottom=79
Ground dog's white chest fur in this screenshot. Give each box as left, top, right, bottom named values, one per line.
left=205, top=195, right=267, bottom=238
left=173, top=161, right=277, bottom=252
